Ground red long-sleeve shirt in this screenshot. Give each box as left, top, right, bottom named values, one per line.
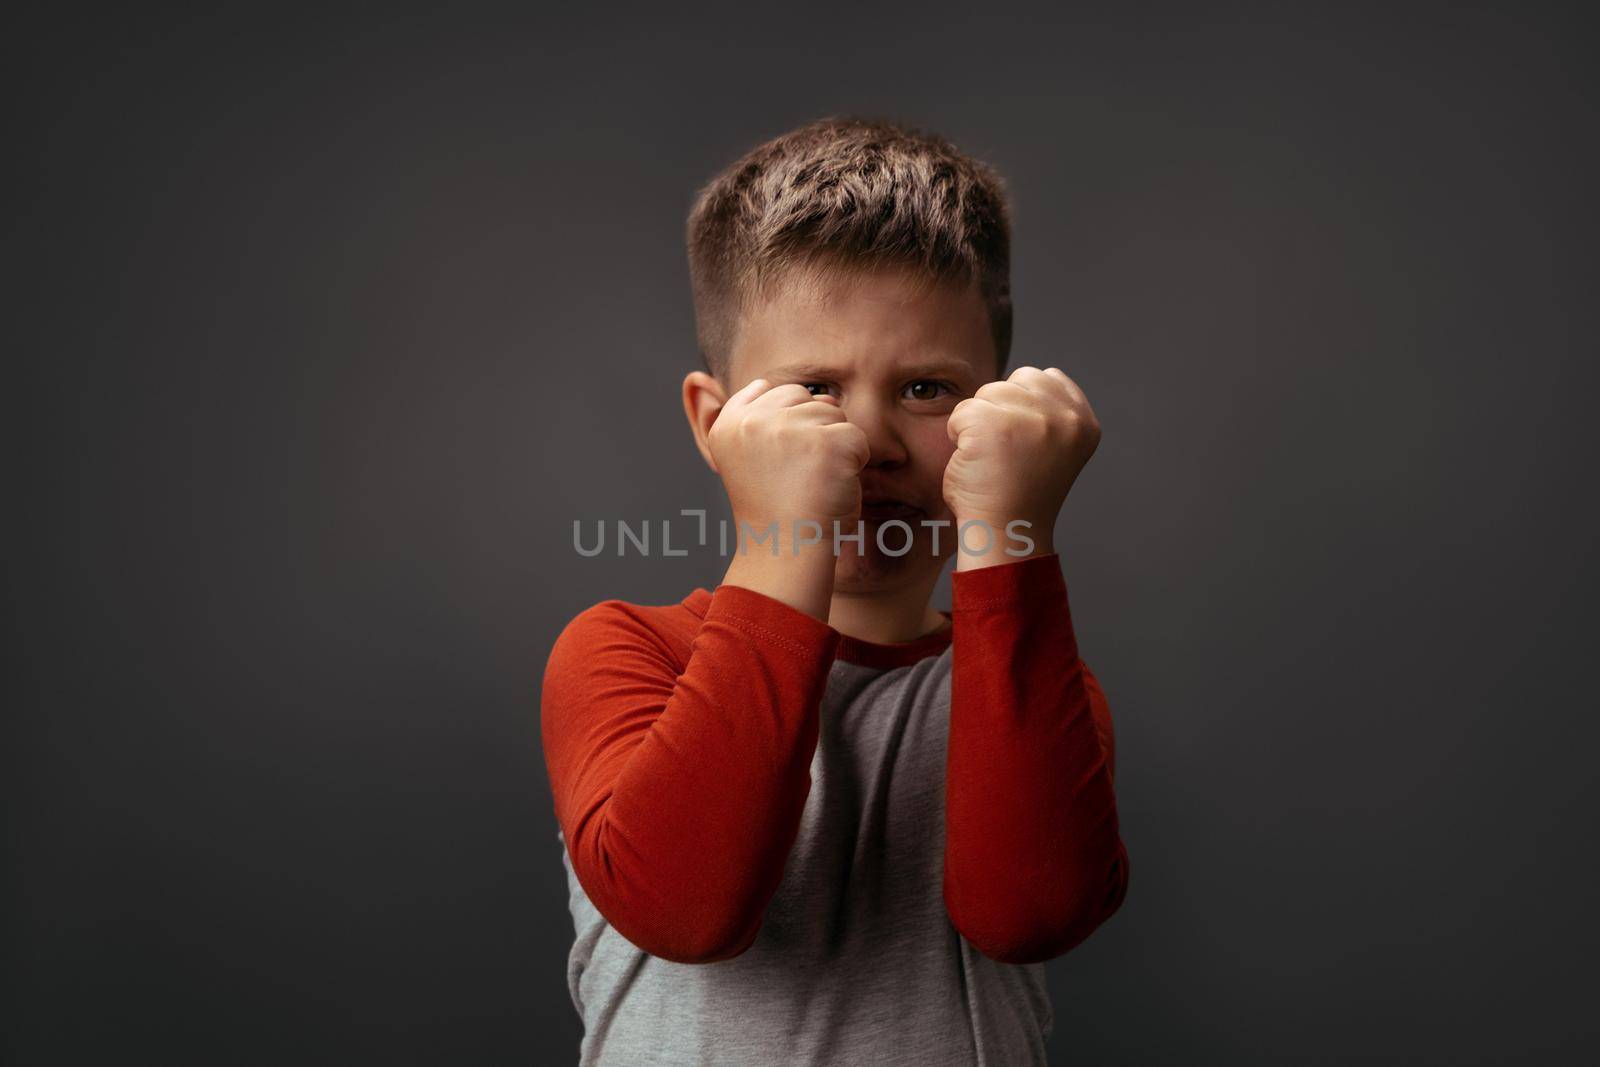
left=540, top=551, right=1129, bottom=1064
left=537, top=556, right=1126, bottom=1062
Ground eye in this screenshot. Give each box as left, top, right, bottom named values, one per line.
left=903, top=380, right=952, bottom=402
left=801, top=382, right=838, bottom=398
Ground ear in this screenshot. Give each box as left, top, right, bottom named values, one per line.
left=681, top=370, right=730, bottom=474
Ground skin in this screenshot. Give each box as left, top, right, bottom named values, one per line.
left=681, top=262, right=1101, bottom=646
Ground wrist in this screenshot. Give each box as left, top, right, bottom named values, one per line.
left=721, top=527, right=838, bottom=622
left=951, top=514, right=1055, bottom=572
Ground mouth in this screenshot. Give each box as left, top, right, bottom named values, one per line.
left=859, top=498, right=923, bottom=521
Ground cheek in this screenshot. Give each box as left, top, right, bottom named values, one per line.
left=908, top=425, right=956, bottom=471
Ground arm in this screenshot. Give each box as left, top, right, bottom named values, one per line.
left=545, top=375, right=867, bottom=964
left=540, top=585, right=839, bottom=964
left=942, top=551, right=1130, bottom=964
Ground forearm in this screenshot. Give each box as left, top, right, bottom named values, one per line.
left=942, top=552, right=1129, bottom=963
left=543, top=586, right=839, bottom=963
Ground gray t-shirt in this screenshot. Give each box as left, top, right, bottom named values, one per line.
left=557, top=649, right=1053, bottom=1066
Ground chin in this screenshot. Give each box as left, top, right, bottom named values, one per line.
left=832, top=533, right=946, bottom=592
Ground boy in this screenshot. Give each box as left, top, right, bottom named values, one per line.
left=540, top=116, right=1129, bottom=1065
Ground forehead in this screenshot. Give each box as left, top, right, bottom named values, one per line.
left=728, top=263, right=996, bottom=383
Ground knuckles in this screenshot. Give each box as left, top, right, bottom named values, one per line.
left=951, top=400, right=1100, bottom=459
left=712, top=406, right=860, bottom=465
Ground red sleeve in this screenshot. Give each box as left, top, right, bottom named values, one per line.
left=540, top=585, right=840, bottom=964
left=943, top=552, right=1131, bottom=964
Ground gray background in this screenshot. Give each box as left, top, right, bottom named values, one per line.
left=7, top=3, right=1596, bottom=1064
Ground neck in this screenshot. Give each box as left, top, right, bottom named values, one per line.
left=826, top=567, right=949, bottom=646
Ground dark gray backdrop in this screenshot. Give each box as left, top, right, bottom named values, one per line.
left=8, top=3, right=1596, bottom=1064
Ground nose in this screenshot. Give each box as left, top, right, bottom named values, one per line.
left=844, top=394, right=909, bottom=470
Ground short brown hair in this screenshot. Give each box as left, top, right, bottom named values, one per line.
left=685, top=115, right=1013, bottom=381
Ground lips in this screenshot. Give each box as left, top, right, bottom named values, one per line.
left=859, top=498, right=922, bottom=521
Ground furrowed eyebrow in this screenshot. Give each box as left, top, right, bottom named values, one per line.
left=899, top=359, right=976, bottom=379
left=765, top=363, right=842, bottom=381
left=765, top=359, right=974, bottom=381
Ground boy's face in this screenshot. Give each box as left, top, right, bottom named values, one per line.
left=723, top=263, right=1000, bottom=593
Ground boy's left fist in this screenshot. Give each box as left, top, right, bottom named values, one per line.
left=942, top=366, right=1101, bottom=539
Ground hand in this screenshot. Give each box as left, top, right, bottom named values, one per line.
left=708, top=378, right=871, bottom=540
left=943, top=366, right=1101, bottom=551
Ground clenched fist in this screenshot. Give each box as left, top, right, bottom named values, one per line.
left=943, top=365, right=1101, bottom=553
left=708, top=377, right=872, bottom=538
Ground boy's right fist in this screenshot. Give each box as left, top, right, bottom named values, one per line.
left=707, top=378, right=871, bottom=535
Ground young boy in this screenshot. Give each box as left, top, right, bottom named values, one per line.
left=540, top=116, right=1129, bottom=1065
